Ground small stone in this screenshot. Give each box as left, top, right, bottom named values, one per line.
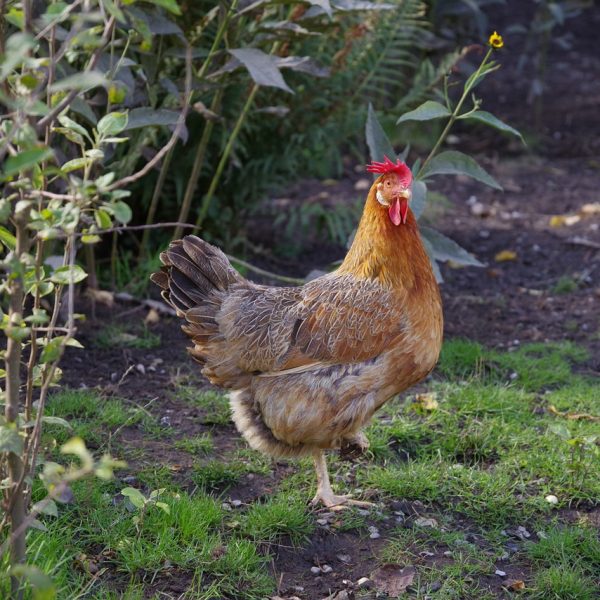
left=337, top=554, right=351, bottom=563
left=321, top=564, right=333, bottom=574
left=354, top=178, right=370, bottom=191
left=310, top=566, right=322, bottom=575
left=369, top=531, right=380, bottom=539
left=517, top=526, right=531, bottom=539
left=495, top=569, right=507, bottom=577
left=292, top=586, right=304, bottom=593
left=356, top=577, right=371, bottom=588
left=357, top=509, right=370, bottom=516
left=316, top=518, right=329, bottom=526
left=415, top=517, right=438, bottom=528
left=160, top=415, right=171, bottom=426
left=443, top=551, right=452, bottom=557
left=420, top=551, right=435, bottom=557
left=545, top=494, right=558, bottom=505
left=136, top=363, right=146, bottom=375
left=230, top=499, right=242, bottom=507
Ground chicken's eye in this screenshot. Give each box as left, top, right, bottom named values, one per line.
left=385, top=180, right=392, bottom=187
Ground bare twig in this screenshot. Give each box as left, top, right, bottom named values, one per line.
left=34, top=0, right=83, bottom=41
left=37, top=15, right=117, bottom=132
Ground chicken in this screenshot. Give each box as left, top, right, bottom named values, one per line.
left=151, top=156, right=443, bottom=508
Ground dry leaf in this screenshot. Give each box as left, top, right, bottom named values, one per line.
left=549, top=214, right=581, bottom=227
left=413, top=393, right=439, bottom=411
left=548, top=405, right=600, bottom=422
left=86, top=288, right=114, bottom=307
left=494, top=250, right=517, bottom=262
left=579, top=202, right=600, bottom=215
left=505, top=579, right=525, bottom=591
left=144, top=308, right=160, bottom=325
left=371, top=564, right=415, bottom=597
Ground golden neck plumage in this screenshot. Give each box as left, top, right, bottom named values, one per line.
left=338, top=186, right=436, bottom=292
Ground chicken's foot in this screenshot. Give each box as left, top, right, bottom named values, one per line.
left=310, top=450, right=374, bottom=511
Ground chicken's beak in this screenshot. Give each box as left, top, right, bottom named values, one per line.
left=389, top=189, right=411, bottom=226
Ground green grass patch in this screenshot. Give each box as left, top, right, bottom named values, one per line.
left=177, top=387, right=231, bottom=425
left=94, top=323, right=161, bottom=349
left=174, top=432, right=214, bottom=455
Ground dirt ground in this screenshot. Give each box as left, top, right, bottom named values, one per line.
left=58, top=5, right=599, bottom=599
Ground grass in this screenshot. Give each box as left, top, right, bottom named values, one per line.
left=8, top=339, right=599, bottom=599
left=94, top=322, right=161, bottom=349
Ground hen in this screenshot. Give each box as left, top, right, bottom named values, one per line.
left=151, top=157, right=443, bottom=508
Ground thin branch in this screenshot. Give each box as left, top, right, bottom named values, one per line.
left=106, top=44, right=193, bottom=191
left=34, top=0, right=83, bottom=41
left=37, top=15, right=117, bottom=132
left=224, top=255, right=304, bottom=285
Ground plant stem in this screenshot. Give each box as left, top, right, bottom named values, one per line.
left=193, top=83, right=259, bottom=231
left=139, top=145, right=175, bottom=261
left=174, top=88, right=223, bottom=240
left=5, top=210, right=29, bottom=600
left=419, top=47, right=493, bottom=175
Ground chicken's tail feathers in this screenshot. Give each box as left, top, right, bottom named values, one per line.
left=151, top=235, right=242, bottom=314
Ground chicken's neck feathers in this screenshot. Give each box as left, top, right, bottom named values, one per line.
left=338, top=187, right=435, bottom=292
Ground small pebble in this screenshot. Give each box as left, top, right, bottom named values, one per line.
left=443, top=551, right=452, bottom=557
left=356, top=577, right=371, bottom=588
left=337, top=554, right=351, bottom=563
left=545, top=494, right=558, bottom=505
left=517, top=526, right=531, bottom=538
left=357, top=509, right=370, bottom=516
left=321, top=564, right=333, bottom=574
left=221, top=503, right=231, bottom=511
left=160, top=415, right=171, bottom=426
left=495, top=569, right=507, bottom=577
left=310, top=566, right=321, bottom=575
left=135, top=363, right=145, bottom=375
left=316, top=518, right=329, bottom=526
left=230, top=499, right=242, bottom=507
left=420, top=551, right=435, bottom=557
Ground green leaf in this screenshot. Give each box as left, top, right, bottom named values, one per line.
left=49, top=71, right=107, bottom=92
left=0, top=225, right=16, bottom=250
left=421, top=236, right=443, bottom=283
left=61, top=158, right=89, bottom=173
left=420, top=226, right=483, bottom=267
left=95, top=209, right=112, bottom=229
left=0, top=33, right=35, bottom=82
left=365, top=102, right=395, bottom=165
left=411, top=180, right=426, bottom=220
left=10, top=565, right=56, bottom=600
left=97, top=111, right=129, bottom=137
left=397, top=100, right=451, bottom=124
left=61, top=436, right=93, bottom=469
left=229, top=48, right=293, bottom=94
left=155, top=501, right=171, bottom=514
left=143, top=0, right=182, bottom=15
left=306, top=0, right=332, bottom=17
left=0, top=424, right=23, bottom=455
left=50, top=265, right=88, bottom=285
left=42, top=416, right=72, bottom=430
left=548, top=423, right=571, bottom=440
left=419, top=150, right=502, bottom=190
left=111, top=201, right=132, bottom=224
left=32, top=498, right=58, bottom=517
left=462, top=110, right=524, bottom=143
left=121, top=487, right=146, bottom=509
left=122, top=107, right=179, bottom=130
left=39, top=337, right=62, bottom=364
left=0, top=198, right=10, bottom=222
left=3, top=147, right=54, bottom=177
left=57, top=115, right=92, bottom=142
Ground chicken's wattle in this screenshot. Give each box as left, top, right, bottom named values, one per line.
left=389, top=197, right=408, bottom=226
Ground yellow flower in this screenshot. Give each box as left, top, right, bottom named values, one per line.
left=488, top=31, right=504, bottom=49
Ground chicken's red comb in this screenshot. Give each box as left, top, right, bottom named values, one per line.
left=366, top=155, right=412, bottom=186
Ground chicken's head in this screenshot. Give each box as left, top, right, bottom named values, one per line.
left=366, top=156, right=413, bottom=226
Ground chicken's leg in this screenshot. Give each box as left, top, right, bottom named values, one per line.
left=310, top=449, right=373, bottom=510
